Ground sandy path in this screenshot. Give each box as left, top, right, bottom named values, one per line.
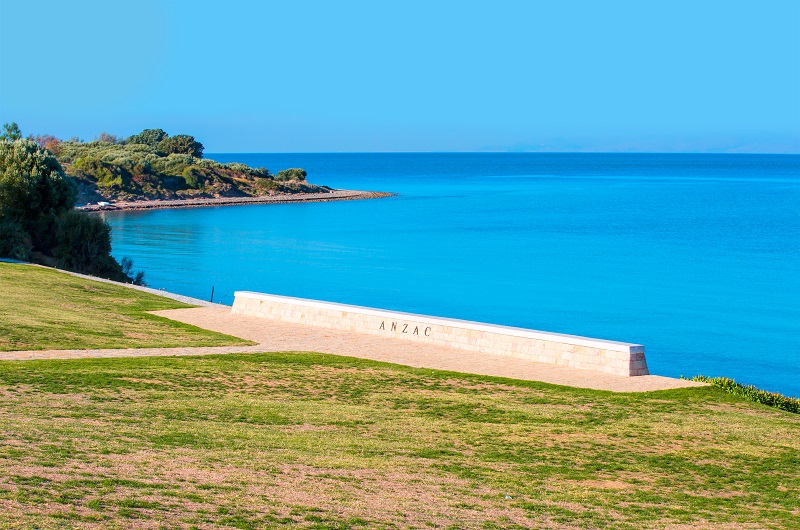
left=1, top=305, right=704, bottom=393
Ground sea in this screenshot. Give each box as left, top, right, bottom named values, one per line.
left=102, top=153, right=800, bottom=396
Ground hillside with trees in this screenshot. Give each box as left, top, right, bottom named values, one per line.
left=38, top=128, right=327, bottom=204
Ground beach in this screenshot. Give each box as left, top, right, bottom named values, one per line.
left=77, top=189, right=394, bottom=212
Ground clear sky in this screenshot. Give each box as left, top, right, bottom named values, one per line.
left=1, top=0, right=798, bottom=153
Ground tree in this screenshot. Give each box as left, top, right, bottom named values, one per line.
left=53, top=210, right=126, bottom=280
left=95, top=132, right=120, bottom=144
left=156, top=134, right=204, bottom=158
left=0, top=124, right=138, bottom=283
left=120, top=256, right=145, bottom=285
left=1, top=122, right=22, bottom=141
left=275, top=168, right=307, bottom=181
left=32, top=134, right=62, bottom=153
left=0, top=137, right=76, bottom=231
left=127, top=128, right=168, bottom=147
left=0, top=218, right=33, bottom=260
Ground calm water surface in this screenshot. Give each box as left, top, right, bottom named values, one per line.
left=103, top=153, right=800, bottom=396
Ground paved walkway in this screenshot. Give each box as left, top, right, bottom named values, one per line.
left=2, top=305, right=704, bottom=393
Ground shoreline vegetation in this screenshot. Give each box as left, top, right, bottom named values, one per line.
left=44, top=127, right=394, bottom=206
left=29, top=126, right=394, bottom=209
left=688, top=375, right=800, bottom=414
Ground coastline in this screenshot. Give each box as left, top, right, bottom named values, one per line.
left=76, top=189, right=395, bottom=212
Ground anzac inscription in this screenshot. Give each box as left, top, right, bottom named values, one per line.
left=232, top=291, right=650, bottom=377
left=379, top=320, right=432, bottom=337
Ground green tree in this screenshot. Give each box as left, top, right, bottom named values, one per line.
left=0, top=218, right=33, bottom=260
left=275, top=168, right=307, bottom=181
left=0, top=124, right=139, bottom=282
left=157, top=134, right=204, bottom=158
left=181, top=166, right=205, bottom=189
left=0, top=137, right=76, bottom=232
left=52, top=210, right=126, bottom=280
left=127, top=128, right=168, bottom=147
left=1, top=122, right=22, bottom=141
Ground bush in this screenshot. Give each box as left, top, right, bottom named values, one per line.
left=254, top=178, right=279, bottom=193
left=157, top=135, right=204, bottom=158
left=32, top=134, right=62, bottom=154
left=275, top=168, right=307, bottom=181
left=120, top=256, right=145, bottom=285
left=127, top=128, right=168, bottom=147
left=95, top=132, right=121, bottom=144
left=181, top=166, right=206, bottom=189
left=690, top=375, right=800, bottom=414
left=0, top=138, right=76, bottom=224
left=52, top=211, right=127, bottom=281
left=73, top=157, right=128, bottom=188
left=0, top=218, right=33, bottom=260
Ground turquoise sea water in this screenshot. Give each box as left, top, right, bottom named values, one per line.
left=103, top=153, right=800, bottom=396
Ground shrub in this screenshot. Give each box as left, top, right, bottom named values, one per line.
left=53, top=211, right=126, bottom=281
left=151, top=153, right=193, bottom=177
left=127, top=128, right=168, bottom=147
left=73, top=157, right=127, bottom=188
left=0, top=218, right=33, bottom=260
left=0, top=137, right=76, bottom=229
left=181, top=166, right=206, bottom=189
left=32, top=134, right=62, bottom=154
left=120, top=256, right=145, bottom=285
left=157, top=135, right=204, bottom=158
left=95, top=132, right=120, bottom=144
left=254, top=178, right=279, bottom=193
left=690, top=375, right=800, bottom=414
left=275, top=168, right=307, bottom=181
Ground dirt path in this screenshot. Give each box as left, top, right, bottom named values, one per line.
left=2, top=305, right=705, bottom=393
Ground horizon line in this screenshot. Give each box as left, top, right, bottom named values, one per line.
left=205, top=150, right=800, bottom=156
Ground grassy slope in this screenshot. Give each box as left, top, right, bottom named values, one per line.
left=0, top=264, right=798, bottom=528
left=0, top=263, right=250, bottom=351
left=0, top=354, right=798, bottom=529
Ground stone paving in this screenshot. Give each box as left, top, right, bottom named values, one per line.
left=1, top=305, right=705, bottom=393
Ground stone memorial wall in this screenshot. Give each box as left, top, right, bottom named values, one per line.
left=231, top=291, right=649, bottom=377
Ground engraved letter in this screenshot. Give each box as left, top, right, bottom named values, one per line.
left=391, top=322, right=397, bottom=331
left=402, top=324, right=408, bottom=333
left=379, top=321, right=385, bottom=330
left=424, top=327, right=431, bottom=336
left=413, top=326, right=419, bottom=335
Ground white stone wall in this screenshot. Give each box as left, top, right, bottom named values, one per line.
left=231, top=291, right=649, bottom=377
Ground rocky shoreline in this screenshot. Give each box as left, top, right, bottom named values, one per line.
left=76, top=189, right=395, bottom=212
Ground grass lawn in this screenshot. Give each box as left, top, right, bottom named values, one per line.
left=0, top=354, right=798, bottom=529
left=0, top=263, right=251, bottom=351
left=0, top=264, right=798, bottom=528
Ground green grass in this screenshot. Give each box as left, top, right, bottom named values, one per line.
left=1, top=263, right=798, bottom=528
left=0, top=262, right=251, bottom=351
left=0, top=353, right=798, bottom=529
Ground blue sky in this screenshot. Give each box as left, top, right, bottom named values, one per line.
left=1, top=0, right=798, bottom=153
